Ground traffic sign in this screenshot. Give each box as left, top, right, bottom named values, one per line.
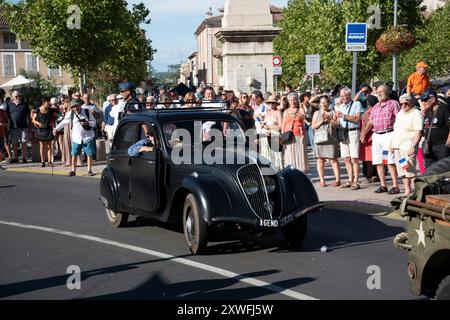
left=346, top=23, right=368, bottom=51
left=305, top=55, right=320, bottom=74
left=273, top=67, right=283, bottom=76
left=273, top=56, right=282, bottom=67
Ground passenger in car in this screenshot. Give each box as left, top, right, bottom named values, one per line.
left=128, top=131, right=155, bottom=157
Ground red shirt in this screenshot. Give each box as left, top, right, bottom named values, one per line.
left=370, top=99, right=400, bottom=132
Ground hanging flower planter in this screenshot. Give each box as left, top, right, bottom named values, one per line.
left=375, top=26, right=416, bottom=55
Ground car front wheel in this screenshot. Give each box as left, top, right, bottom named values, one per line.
left=105, top=208, right=129, bottom=228
left=183, top=194, right=208, bottom=255
left=435, top=275, right=450, bottom=300
left=281, top=215, right=307, bottom=245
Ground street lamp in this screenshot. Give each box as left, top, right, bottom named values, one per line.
left=392, top=0, right=398, bottom=91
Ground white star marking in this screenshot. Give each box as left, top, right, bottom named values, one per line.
left=416, top=222, right=426, bottom=248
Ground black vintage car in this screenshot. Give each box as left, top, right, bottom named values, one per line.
left=100, top=105, right=323, bottom=254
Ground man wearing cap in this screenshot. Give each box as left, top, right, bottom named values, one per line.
left=54, top=99, right=96, bottom=177
left=118, top=82, right=142, bottom=112
left=420, top=88, right=450, bottom=167
left=407, top=61, right=430, bottom=96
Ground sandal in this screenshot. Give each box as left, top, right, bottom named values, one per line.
left=331, top=181, right=341, bottom=187
left=320, top=181, right=326, bottom=187
left=375, top=186, right=388, bottom=193
left=388, top=187, right=400, bottom=195
left=341, top=182, right=352, bottom=188
left=67, top=171, right=76, bottom=177
left=351, top=183, right=361, bottom=190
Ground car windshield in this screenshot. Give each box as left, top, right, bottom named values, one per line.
left=163, top=120, right=247, bottom=149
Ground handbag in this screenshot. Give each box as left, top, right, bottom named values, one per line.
left=280, top=109, right=299, bottom=146
left=337, top=102, right=353, bottom=143
left=314, top=112, right=331, bottom=145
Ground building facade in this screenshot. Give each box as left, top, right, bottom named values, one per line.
left=0, top=10, right=74, bottom=94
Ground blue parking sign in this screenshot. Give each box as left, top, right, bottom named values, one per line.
left=346, top=23, right=368, bottom=51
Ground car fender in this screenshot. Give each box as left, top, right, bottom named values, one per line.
left=100, top=167, right=120, bottom=212
left=279, top=166, right=320, bottom=214
left=170, top=176, right=234, bottom=224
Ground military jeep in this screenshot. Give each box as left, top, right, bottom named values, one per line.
left=394, top=158, right=450, bottom=299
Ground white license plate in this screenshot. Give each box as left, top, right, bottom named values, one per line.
left=259, top=219, right=279, bottom=227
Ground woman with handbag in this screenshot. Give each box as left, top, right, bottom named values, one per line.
left=312, top=96, right=340, bottom=187
left=262, top=95, right=283, bottom=171
left=31, top=97, right=57, bottom=167
left=282, top=93, right=309, bottom=172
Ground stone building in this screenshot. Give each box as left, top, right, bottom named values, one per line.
left=185, top=3, right=283, bottom=93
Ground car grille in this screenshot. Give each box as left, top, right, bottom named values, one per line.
left=237, top=164, right=273, bottom=220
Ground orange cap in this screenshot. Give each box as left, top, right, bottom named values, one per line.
left=416, top=61, right=429, bottom=68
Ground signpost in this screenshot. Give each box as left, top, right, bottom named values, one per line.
left=273, top=56, right=282, bottom=93
left=346, top=23, right=368, bottom=96
left=306, top=54, right=320, bottom=90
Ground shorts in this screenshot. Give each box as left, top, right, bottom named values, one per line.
left=71, top=139, right=95, bottom=157
left=340, top=130, right=360, bottom=159
left=394, top=149, right=417, bottom=178
left=9, top=128, right=29, bottom=145
left=372, top=132, right=396, bottom=165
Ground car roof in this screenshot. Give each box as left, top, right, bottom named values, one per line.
left=121, top=109, right=240, bottom=125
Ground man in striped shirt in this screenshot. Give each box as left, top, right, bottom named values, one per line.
left=360, top=84, right=400, bottom=194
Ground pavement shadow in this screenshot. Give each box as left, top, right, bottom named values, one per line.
left=84, top=269, right=316, bottom=300
left=271, top=208, right=405, bottom=253
left=0, top=257, right=189, bottom=299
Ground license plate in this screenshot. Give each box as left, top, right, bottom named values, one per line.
left=259, top=219, right=279, bottom=227
left=279, top=213, right=296, bottom=227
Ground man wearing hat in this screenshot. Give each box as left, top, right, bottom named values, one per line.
left=420, top=88, right=450, bottom=168
left=54, top=99, right=96, bottom=177
left=407, top=61, right=430, bottom=96
left=118, top=82, right=142, bottom=112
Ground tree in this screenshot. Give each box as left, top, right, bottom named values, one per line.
left=19, top=70, right=60, bottom=109
left=2, top=0, right=155, bottom=92
left=378, top=2, right=450, bottom=81
left=274, top=0, right=423, bottom=87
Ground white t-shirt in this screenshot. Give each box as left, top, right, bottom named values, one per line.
left=391, top=108, right=423, bottom=150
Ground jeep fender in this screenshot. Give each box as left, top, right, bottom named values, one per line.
left=100, top=167, right=120, bottom=212
left=170, top=176, right=233, bottom=224
left=279, top=166, right=320, bottom=214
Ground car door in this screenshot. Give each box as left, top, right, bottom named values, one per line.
left=129, top=123, right=161, bottom=212
left=110, top=122, right=138, bottom=208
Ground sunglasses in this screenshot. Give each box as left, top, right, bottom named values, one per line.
left=399, top=103, right=410, bottom=106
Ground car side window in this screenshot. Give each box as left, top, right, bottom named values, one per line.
left=112, top=123, right=137, bottom=152
left=139, top=123, right=161, bottom=150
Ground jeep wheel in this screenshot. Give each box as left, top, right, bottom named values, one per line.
left=183, top=194, right=208, bottom=255
left=105, top=208, right=129, bottom=228
left=435, top=275, right=450, bottom=300
left=281, top=215, right=307, bottom=245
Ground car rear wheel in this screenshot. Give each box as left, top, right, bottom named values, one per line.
left=183, top=194, right=208, bottom=255
left=281, top=215, right=307, bottom=245
left=105, top=208, right=129, bottom=228
left=435, top=275, right=450, bottom=300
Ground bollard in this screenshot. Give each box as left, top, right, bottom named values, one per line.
left=31, top=139, right=40, bottom=163
left=96, top=139, right=106, bottom=161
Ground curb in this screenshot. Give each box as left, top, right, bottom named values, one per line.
left=324, top=200, right=405, bottom=221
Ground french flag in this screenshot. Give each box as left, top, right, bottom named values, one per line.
left=399, top=158, right=409, bottom=171
left=382, top=150, right=389, bottom=165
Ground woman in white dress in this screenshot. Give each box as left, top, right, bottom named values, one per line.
left=261, top=95, right=283, bottom=171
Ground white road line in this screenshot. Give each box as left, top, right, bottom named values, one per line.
left=0, top=220, right=318, bottom=300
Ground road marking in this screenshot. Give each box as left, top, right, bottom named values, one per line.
left=0, top=220, right=318, bottom=300
left=5, top=168, right=101, bottom=179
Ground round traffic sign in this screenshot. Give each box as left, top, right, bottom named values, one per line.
left=273, top=56, right=282, bottom=67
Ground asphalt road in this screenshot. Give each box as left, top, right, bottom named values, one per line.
left=0, top=171, right=419, bottom=300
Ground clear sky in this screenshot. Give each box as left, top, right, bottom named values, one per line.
left=130, top=0, right=289, bottom=72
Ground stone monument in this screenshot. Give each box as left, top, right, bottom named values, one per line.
left=215, top=0, right=281, bottom=94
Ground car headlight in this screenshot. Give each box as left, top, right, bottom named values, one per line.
left=264, top=176, right=276, bottom=193
left=242, top=179, right=258, bottom=196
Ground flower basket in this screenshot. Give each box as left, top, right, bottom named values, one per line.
left=375, top=27, right=416, bottom=55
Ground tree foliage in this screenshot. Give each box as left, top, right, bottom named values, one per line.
left=19, top=70, right=60, bottom=108
left=2, top=0, right=155, bottom=88
left=274, top=0, right=423, bottom=87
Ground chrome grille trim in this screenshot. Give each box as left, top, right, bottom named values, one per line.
left=236, top=164, right=272, bottom=220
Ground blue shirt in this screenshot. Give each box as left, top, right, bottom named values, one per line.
left=103, top=104, right=114, bottom=125
left=128, top=139, right=148, bottom=157
left=340, top=101, right=362, bottom=130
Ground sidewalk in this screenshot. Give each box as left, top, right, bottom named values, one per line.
left=1, top=150, right=403, bottom=220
